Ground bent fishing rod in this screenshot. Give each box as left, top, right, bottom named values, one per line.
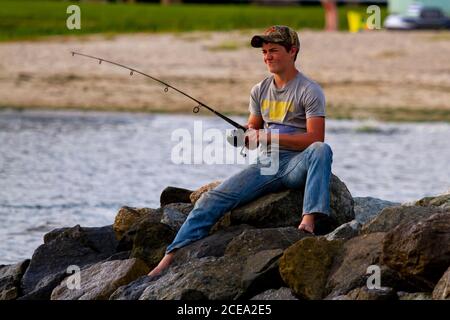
left=71, top=51, right=246, bottom=132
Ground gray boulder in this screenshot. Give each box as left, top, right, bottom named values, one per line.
left=173, top=225, right=252, bottom=265
left=109, top=275, right=157, bottom=300
left=224, top=227, right=309, bottom=257
left=20, top=225, right=118, bottom=300
left=51, top=258, right=149, bottom=300
left=0, top=260, right=30, bottom=300
left=360, top=205, right=447, bottom=234
left=329, top=174, right=355, bottom=226
left=241, top=249, right=285, bottom=299
left=139, top=256, right=243, bottom=300
left=415, top=193, right=450, bottom=209
left=223, top=190, right=303, bottom=229
left=353, top=197, right=400, bottom=224
left=212, top=190, right=302, bottom=232
left=346, top=286, right=397, bottom=300
left=138, top=227, right=308, bottom=300
left=160, top=203, right=193, bottom=231
left=325, top=220, right=361, bottom=241
left=110, top=226, right=252, bottom=301
left=432, top=266, right=450, bottom=300
left=326, top=233, right=386, bottom=297
left=214, top=174, right=354, bottom=235
left=382, top=212, right=450, bottom=290
left=160, top=186, right=193, bottom=207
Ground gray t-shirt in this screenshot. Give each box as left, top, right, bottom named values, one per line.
left=248, top=72, right=326, bottom=134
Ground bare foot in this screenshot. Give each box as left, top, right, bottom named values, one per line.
left=148, top=253, right=175, bottom=277
left=298, top=213, right=315, bottom=235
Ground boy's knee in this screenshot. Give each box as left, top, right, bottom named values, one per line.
left=308, top=142, right=333, bottom=160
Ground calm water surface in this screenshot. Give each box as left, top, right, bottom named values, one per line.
left=0, top=109, right=449, bottom=264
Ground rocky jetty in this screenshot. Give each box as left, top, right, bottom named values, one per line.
left=1, top=175, right=449, bottom=300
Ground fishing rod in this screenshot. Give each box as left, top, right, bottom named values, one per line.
left=71, top=51, right=247, bottom=132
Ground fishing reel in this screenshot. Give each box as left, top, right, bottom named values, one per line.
left=226, top=129, right=247, bottom=157
left=226, top=129, right=245, bottom=147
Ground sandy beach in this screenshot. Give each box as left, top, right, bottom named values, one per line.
left=1, top=30, right=449, bottom=121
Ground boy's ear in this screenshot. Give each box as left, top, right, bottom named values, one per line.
left=290, top=47, right=297, bottom=56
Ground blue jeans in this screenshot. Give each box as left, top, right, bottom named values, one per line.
left=166, top=141, right=333, bottom=253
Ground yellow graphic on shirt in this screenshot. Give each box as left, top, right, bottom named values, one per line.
left=261, top=99, right=294, bottom=122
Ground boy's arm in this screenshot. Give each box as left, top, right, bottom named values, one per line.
left=271, top=117, right=325, bottom=151
left=246, top=114, right=264, bottom=130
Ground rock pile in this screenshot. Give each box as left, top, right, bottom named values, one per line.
left=1, top=176, right=448, bottom=300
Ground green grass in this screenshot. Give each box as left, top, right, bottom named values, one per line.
left=327, top=105, right=450, bottom=123
left=0, top=0, right=387, bottom=41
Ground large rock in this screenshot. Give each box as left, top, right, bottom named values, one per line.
left=382, top=212, right=450, bottom=289
left=136, top=225, right=289, bottom=298
left=279, top=237, right=344, bottom=300
left=432, top=266, right=450, bottom=300
left=20, top=225, right=118, bottom=300
left=326, top=233, right=386, bottom=297
left=250, top=287, right=299, bottom=300
left=214, top=174, right=354, bottom=235
left=160, top=203, right=193, bottom=231
left=415, top=193, right=450, bottom=209
left=160, top=186, right=193, bottom=207
left=51, top=258, right=149, bottom=300
left=128, top=219, right=176, bottom=269
left=353, top=197, right=400, bottom=224
left=225, top=227, right=310, bottom=299
left=173, top=225, right=252, bottom=265
left=220, top=190, right=304, bottom=230
left=110, top=275, right=156, bottom=300
left=116, top=211, right=162, bottom=252
left=325, top=220, right=361, bottom=241
left=138, top=227, right=308, bottom=300
left=113, top=207, right=159, bottom=241
left=241, top=249, right=284, bottom=299
left=111, top=225, right=250, bottom=300
left=0, top=260, right=30, bottom=300
left=114, top=203, right=195, bottom=266
left=224, top=227, right=309, bottom=257
left=360, top=205, right=446, bottom=234
left=346, top=286, right=397, bottom=300
left=195, top=174, right=353, bottom=234
left=139, top=256, right=243, bottom=300
left=329, top=174, right=355, bottom=226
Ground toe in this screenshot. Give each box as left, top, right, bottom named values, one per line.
left=299, top=223, right=315, bottom=234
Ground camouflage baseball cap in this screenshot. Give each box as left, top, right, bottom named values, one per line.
left=251, top=25, right=300, bottom=49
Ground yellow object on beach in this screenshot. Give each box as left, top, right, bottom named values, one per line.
left=347, top=11, right=363, bottom=33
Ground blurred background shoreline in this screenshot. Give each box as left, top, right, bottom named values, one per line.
left=0, top=0, right=449, bottom=122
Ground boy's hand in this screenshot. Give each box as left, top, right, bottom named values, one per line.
left=244, top=128, right=259, bottom=150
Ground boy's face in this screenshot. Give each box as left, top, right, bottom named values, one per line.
left=261, top=42, right=296, bottom=74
